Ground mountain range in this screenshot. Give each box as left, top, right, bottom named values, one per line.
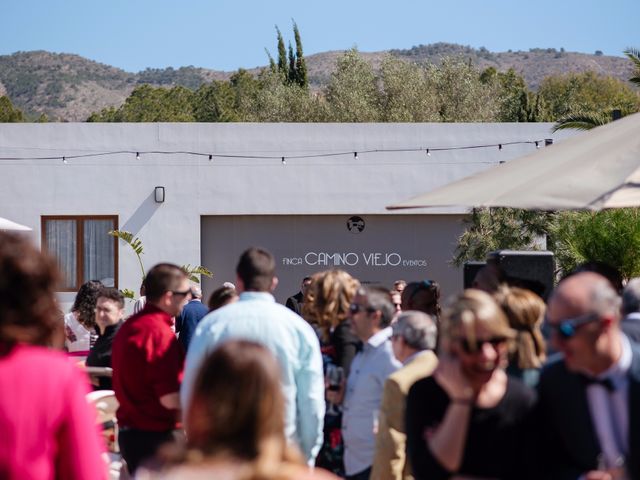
left=0, top=43, right=634, bottom=121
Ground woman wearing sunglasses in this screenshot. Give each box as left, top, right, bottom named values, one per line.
left=406, top=289, right=536, bottom=480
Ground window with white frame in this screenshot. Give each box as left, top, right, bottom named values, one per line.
left=41, top=216, right=118, bottom=291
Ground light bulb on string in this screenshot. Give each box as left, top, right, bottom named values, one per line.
left=281, top=157, right=286, bottom=165
left=426, top=149, right=431, bottom=157
left=208, top=155, right=213, bottom=161
left=62, top=156, right=67, bottom=164
left=354, top=152, right=358, bottom=160
left=136, top=152, right=140, bottom=161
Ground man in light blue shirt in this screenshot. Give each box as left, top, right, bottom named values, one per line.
left=342, top=286, right=402, bottom=480
left=181, top=247, right=324, bottom=464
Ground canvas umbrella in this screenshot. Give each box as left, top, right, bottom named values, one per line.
left=0, top=217, right=32, bottom=231
left=387, top=112, right=640, bottom=211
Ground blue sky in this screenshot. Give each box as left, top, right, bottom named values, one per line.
left=2, top=0, right=637, bottom=73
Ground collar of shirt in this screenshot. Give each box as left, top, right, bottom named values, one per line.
left=364, top=326, right=392, bottom=351
left=239, top=291, right=276, bottom=303
left=403, top=349, right=430, bottom=366
left=624, top=312, right=640, bottom=322
left=595, top=334, right=632, bottom=390
left=140, top=303, right=173, bottom=326
left=99, top=321, right=123, bottom=338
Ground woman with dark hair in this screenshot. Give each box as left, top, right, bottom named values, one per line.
left=145, top=340, right=336, bottom=480
left=406, top=289, right=536, bottom=480
left=0, top=232, right=106, bottom=479
left=207, top=285, right=239, bottom=311
left=400, top=280, right=442, bottom=322
left=64, top=279, right=103, bottom=356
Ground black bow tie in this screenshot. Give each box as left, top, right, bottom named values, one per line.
left=579, top=375, right=616, bottom=392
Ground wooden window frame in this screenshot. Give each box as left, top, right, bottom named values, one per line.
left=41, top=215, right=119, bottom=292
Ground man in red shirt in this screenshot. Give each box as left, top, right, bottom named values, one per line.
left=112, top=263, right=191, bottom=475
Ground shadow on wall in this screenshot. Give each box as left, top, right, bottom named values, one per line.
left=121, top=191, right=162, bottom=235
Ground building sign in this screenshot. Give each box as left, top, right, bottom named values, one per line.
left=282, top=252, right=427, bottom=267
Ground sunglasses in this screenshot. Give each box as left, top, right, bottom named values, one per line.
left=456, top=336, right=507, bottom=354
left=548, top=312, right=599, bottom=339
left=349, top=303, right=376, bottom=315
left=171, top=288, right=194, bottom=297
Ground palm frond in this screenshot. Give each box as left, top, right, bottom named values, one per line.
left=552, top=112, right=610, bottom=132
left=182, top=264, right=214, bottom=284
left=108, top=229, right=145, bottom=278
left=120, top=288, right=136, bottom=300
left=624, top=48, right=640, bottom=86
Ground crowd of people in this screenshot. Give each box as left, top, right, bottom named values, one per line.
left=1, top=231, right=640, bottom=480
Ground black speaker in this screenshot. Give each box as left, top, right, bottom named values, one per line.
left=487, top=250, right=555, bottom=299
left=463, top=261, right=486, bottom=289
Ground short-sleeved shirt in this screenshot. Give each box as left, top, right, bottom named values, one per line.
left=112, top=304, right=184, bottom=431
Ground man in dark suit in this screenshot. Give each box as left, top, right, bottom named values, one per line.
left=537, top=272, right=640, bottom=479
left=285, top=276, right=312, bottom=316
left=621, top=278, right=640, bottom=343
left=175, top=283, right=209, bottom=352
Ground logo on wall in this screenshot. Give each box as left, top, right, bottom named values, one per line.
left=347, top=216, right=365, bottom=234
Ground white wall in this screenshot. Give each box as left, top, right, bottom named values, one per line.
left=0, top=122, right=575, bottom=307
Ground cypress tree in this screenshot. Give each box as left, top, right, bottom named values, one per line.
left=288, top=42, right=296, bottom=85
left=293, top=21, right=308, bottom=88
left=276, top=27, right=287, bottom=77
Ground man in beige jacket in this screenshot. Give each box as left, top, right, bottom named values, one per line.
left=371, top=311, right=438, bottom=480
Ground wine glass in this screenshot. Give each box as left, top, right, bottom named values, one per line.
left=326, top=364, right=344, bottom=415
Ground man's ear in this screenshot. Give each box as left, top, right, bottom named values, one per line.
left=271, top=276, right=279, bottom=292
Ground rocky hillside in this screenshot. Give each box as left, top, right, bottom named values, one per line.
left=0, top=44, right=634, bottom=121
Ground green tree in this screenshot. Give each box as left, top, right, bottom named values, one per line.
left=293, top=21, right=308, bottom=88
left=426, top=57, right=499, bottom=122
left=550, top=209, right=640, bottom=280
left=325, top=49, right=381, bottom=122
left=538, top=71, right=640, bottom=122
left=379, top=56, right=439, bottom=122
left=244, top=70, right=325, bottom=122
left=276, top=27, right=288, bottom=78
left=0, top=96, right=25, bottom=122
left=87, top=85, right=196, bottom=122
left=452, top=208, right=553, bottom=266
left=194, top=81, right=239, bottom=122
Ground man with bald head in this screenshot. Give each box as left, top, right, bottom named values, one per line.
left=537, top=272, right=640, bottom=479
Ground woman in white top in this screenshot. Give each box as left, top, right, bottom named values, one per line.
left=63, top=280, right=102, bottom=356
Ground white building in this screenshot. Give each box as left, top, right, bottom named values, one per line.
left=0, top=122, right=574, bottom=307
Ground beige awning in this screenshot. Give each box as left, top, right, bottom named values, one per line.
left=388, top=112, right=640, bottom=211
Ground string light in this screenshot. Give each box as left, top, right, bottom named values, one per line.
left=0, top=139, right=551, bottom=164
left=62, top=156, right=67, bottom=164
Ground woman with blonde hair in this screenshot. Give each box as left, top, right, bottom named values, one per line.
left=494, top=286, right=546, bottom=387
left=303, top=269, right=360, bottom=375
left=302, top=269, right=359, bottom=476
left=146, top=340, right=336, bottom=480
left=406, top=289, right=536, bottom=480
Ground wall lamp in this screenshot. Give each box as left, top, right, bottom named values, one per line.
left=154, top=186, right=165, bottom=203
